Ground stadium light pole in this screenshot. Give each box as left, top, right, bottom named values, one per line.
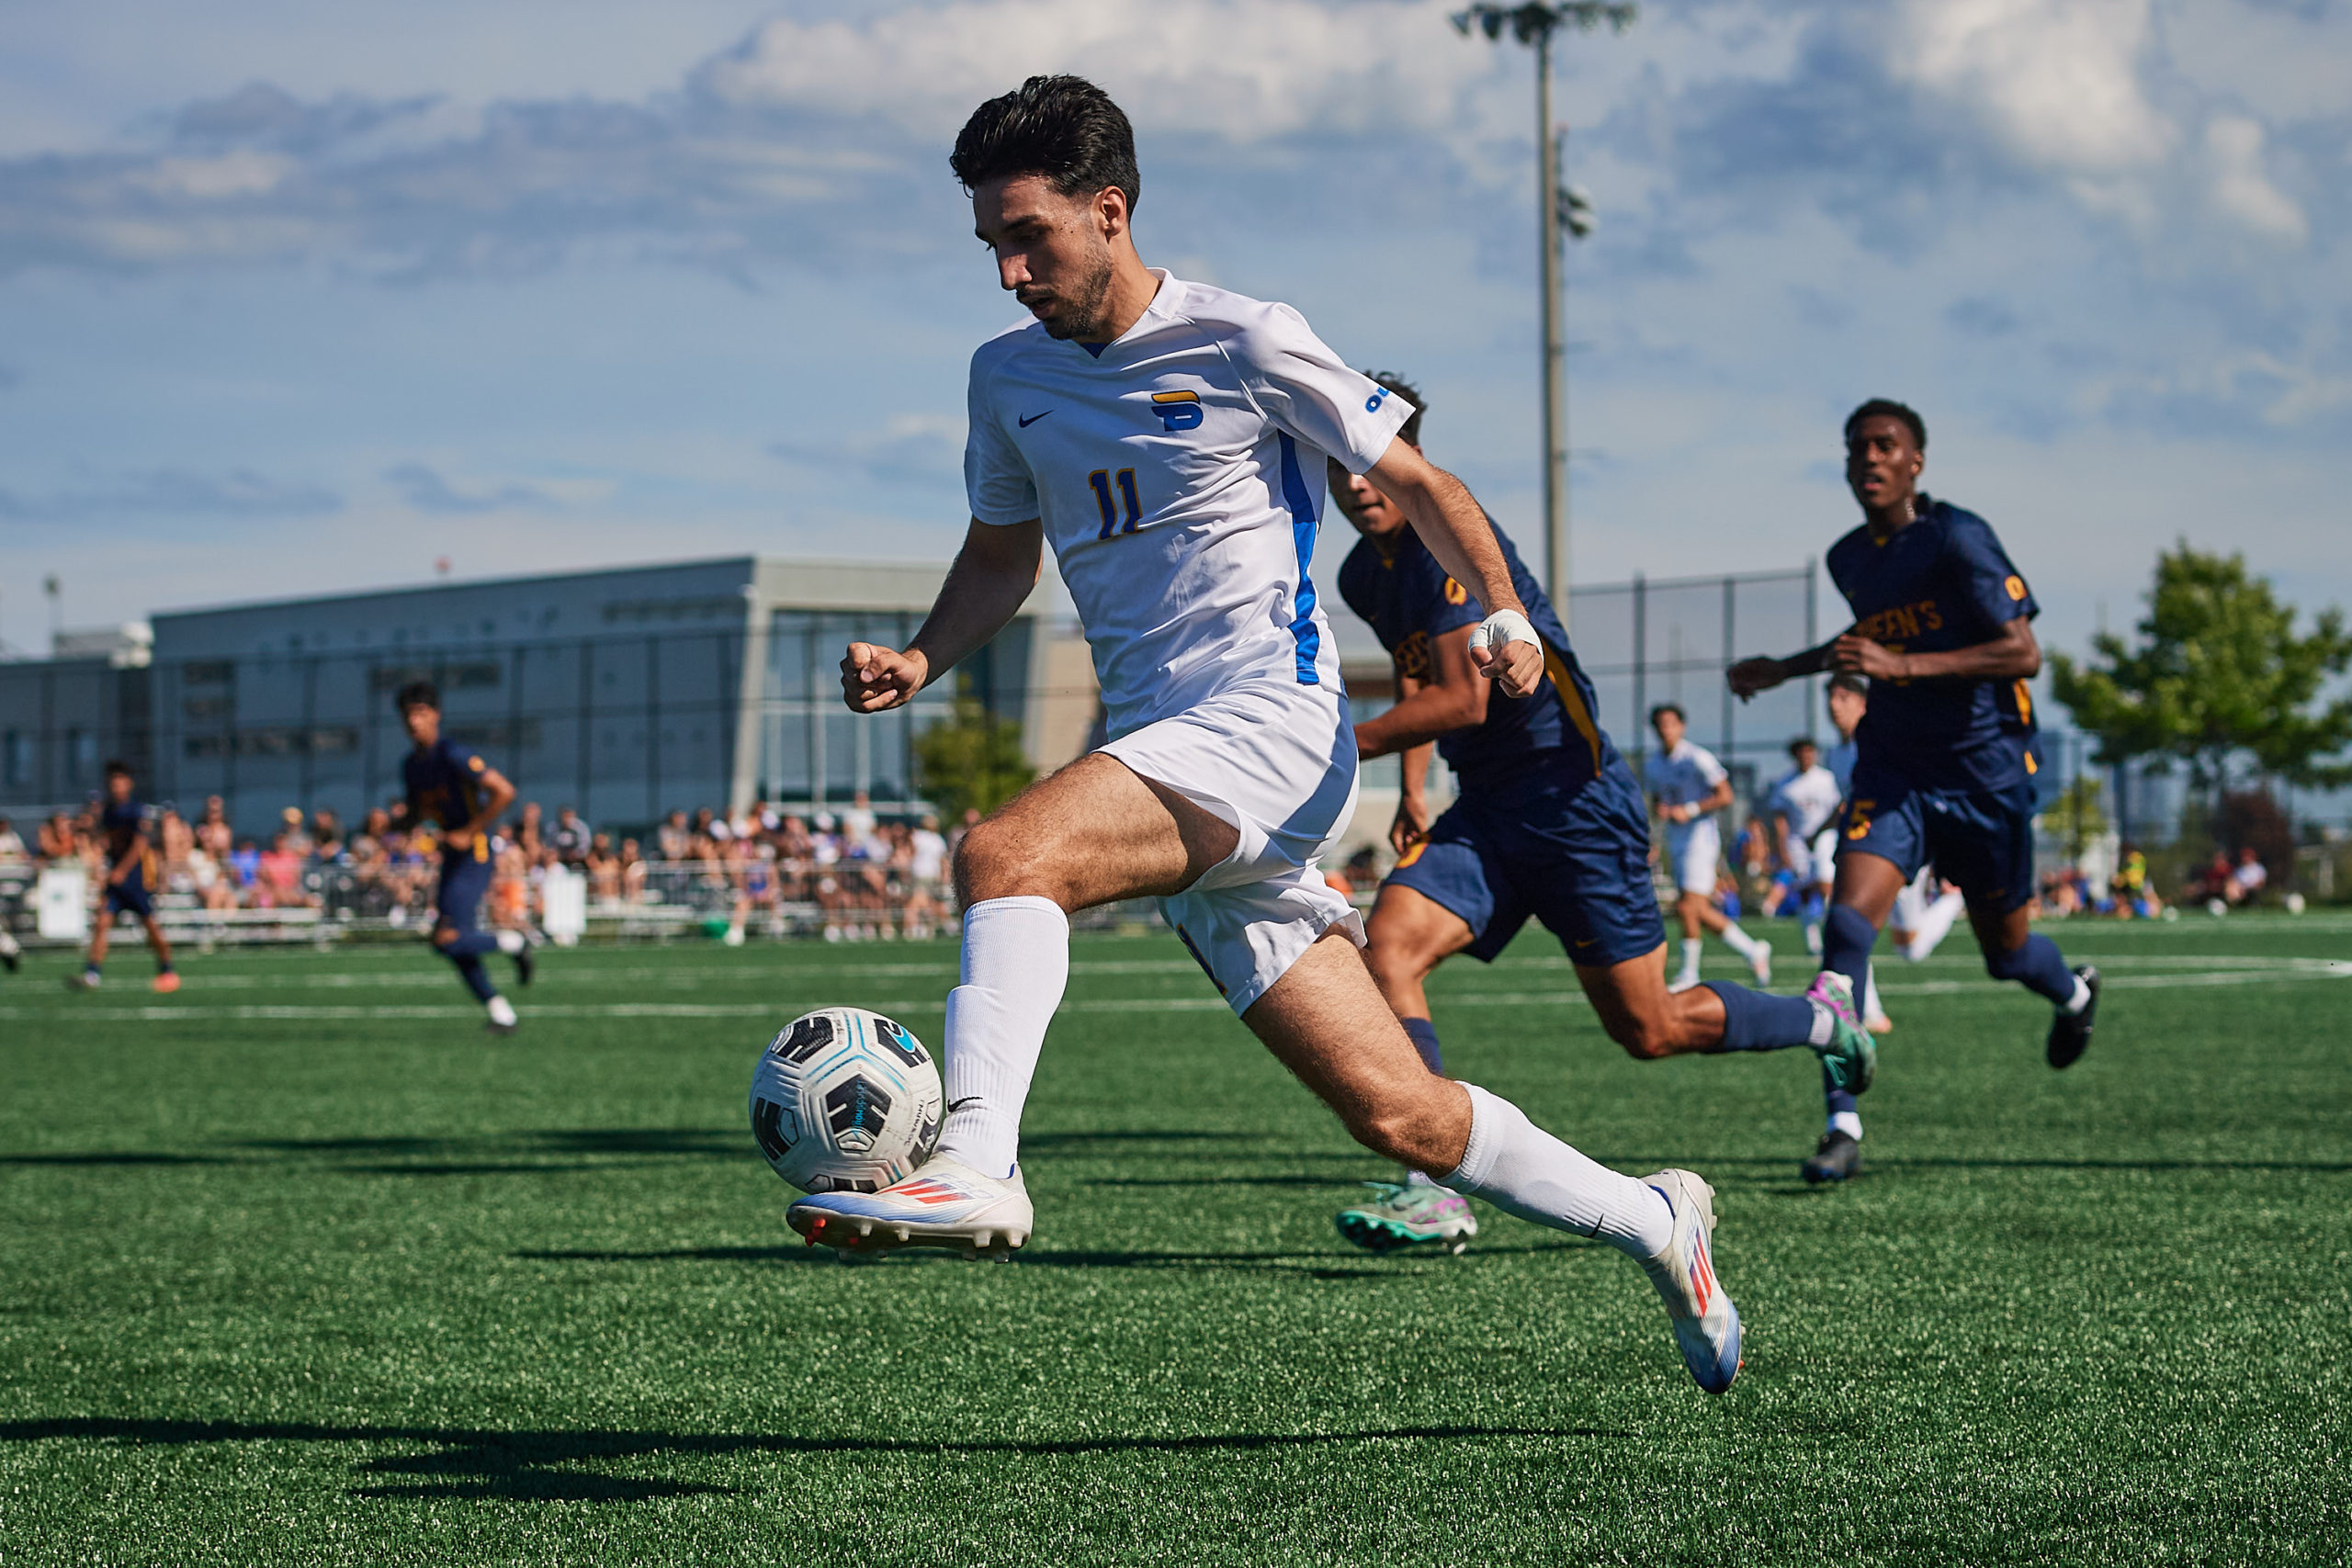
left=1452, top=2, right=1634, bottom=626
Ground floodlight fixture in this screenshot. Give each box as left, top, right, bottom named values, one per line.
left=1453, top=2, right=1635, bottom=619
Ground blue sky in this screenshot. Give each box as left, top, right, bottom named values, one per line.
left=2, top=0, right=2346, bottom=681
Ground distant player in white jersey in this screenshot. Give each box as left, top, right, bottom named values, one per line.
left=1642, top=705, right=1770, bottom=992
left=1768, top=738, right=1842, bottom=957
left=784, top=76, right=1740, bottom=1392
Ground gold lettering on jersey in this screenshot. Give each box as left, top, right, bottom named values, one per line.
left=1393, top=631, right=1431, bottom=682
left=1854, top=599, right=1940, bottom=641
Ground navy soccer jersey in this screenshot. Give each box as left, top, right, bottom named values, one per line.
left=1336, top=517, right=1612, bottom=787
left=1826, top=497, right=2041, bottom=792
left=403, top=739, right=490, bottom=843
left=99, top=797, right=149, bottom=868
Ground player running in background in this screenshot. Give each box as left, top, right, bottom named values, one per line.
left=1323, top=375, right=1874, bottom=1253
left=1642, top=706, right=1773, bottom=991
left=788, top=77, right=1745, bottom=1391
left=1729, top=399, right=2100, bottom=1185
left=67, top=761, right=177, bottom=993
left=1821, top=674, right=1893, bottom=1032
left=396, top=682, right=534, bottom=1033
left=1768, top=736, right=1842, bottom=959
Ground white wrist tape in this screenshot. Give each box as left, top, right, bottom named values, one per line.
left=1466, top=608, right=1539, bottom=655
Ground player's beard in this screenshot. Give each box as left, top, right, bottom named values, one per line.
left=1034, top=246, right=1115, bottom=342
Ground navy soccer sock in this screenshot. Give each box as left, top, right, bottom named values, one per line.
left=449, top=952, right=499, bottom=1003
left=440, top=929, right=500, bottom=959
left=1823, top=1067, right=1859, bottom=1128
left=1401, top=1016, right=1444, bottom=1075
left=1701, top=981, right=1819, bottom=1051
left=1985, top=932, right=2078, bottom=1006
left=1821, top=903, right=1878, bottom=996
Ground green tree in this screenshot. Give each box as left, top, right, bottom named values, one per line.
left=912, top=696, right=1035, bottom=823
left=2043, top=774, right=2109, bottom=863
left=2052, top=543, right=2352, bottom=832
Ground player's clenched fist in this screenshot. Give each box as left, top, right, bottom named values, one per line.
left=1466, top=609, right=1546, bottom=698
left=842, top=642, right=928, bottom=713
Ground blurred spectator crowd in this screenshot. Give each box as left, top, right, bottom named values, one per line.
left=0, top=791, right=969, bottom=942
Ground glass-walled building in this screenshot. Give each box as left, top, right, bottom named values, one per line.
left=40, top=557, right=1066, bottom=838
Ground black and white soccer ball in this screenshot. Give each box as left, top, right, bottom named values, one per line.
left=748, top=1007, right=943, bottom=1194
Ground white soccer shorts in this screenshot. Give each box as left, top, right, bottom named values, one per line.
left=1799, top=827, right=1838, bottom=887
left=1893, top=865, right=1939, bottom=931
left=1664, top=818, right=1722, bottom=896
left=1098, top=679, right=1363, bottom=1015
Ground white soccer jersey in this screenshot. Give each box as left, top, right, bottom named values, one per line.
left=965, top=270, right=1410, bottom=739
left=1770, top=762, right=1843, bottom=841
left=1642, top=739, right=1727, bottom=810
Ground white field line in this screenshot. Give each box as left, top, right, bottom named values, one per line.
left=6, top=959, right=2346, bottom=1024
left=24, top=951, right=2345, bottom=993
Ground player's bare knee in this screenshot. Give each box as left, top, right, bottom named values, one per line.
left=1608, top=1010, right=1675, bottom=1060
left=431, top=927, right=458, bottom=948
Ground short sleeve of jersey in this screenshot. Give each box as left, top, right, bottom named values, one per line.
left=1690, top=744, right=1728, bottom=788
left=1227, top=303, right=1411, bottom=475
left=1946, top=514, right=2038, bottom=627
left=446, top=741, right=484, bottom=778
left=964, top=346, right=1040, bottom=527
left=1400, top=543, right=1484, bottom=640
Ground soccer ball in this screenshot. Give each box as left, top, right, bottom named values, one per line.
left=749, top=1007, right=943, bottom=1194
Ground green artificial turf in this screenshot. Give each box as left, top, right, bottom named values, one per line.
left=2, top=918, right=2347, bottom=1565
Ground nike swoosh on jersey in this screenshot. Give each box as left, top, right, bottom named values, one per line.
left=1018, top=410, right=1053, bottom=427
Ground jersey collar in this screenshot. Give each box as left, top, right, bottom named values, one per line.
left=1064, top=268, right=1178, bottom=364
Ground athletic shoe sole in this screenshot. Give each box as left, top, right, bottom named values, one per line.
left=1334, top=1209, right=1475, bottom=1256
left=789, top=1207, right=1028, bottom=1261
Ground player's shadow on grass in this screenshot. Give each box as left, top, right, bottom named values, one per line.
left=0, top=1417, right=1630, bottom=1503
left=514, top=1239, right=1598, bottom=1281
left=216, top=1127, right=745, bottom=1176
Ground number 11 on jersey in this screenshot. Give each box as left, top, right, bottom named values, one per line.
left=1089, top=468, right=1142, bottom=539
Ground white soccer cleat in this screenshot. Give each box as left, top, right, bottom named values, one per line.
left=1749, top=942, right=1774, bottom=986
left=484, top=995, right=519, bottom=1034
left=788, top=1156, right=1034, bottom=1260
left=1638, top=1168, right=1743, bottom=1394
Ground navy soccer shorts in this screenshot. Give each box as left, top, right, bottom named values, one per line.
left=1838, top=762, right=2037, bottom=914
left=434, top=845, right=495, bottom=936
left=1384, top=756, right=1666, bottom=967
left=103, top=861, right=155, bottom=919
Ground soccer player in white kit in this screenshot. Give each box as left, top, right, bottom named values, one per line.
left=1641, top=705, right=1771, bottom=992
left=1769, top=737, right=1843, bottom=958
left=784, top=76, right=1740, bottom=1393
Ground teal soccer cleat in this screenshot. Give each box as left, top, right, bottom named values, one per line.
left=1335, top=1179, right=1478, bottom=1256
left=1804, top=970, right=1877, bottom=1095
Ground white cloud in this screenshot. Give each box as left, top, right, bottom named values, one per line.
left=697, top=0, right=1494, bottom=141
left=1895, top=0, right=2174, bottom=175
left=2201, top=115, right=2307, bottom=246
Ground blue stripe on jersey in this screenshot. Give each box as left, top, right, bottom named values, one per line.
left=1276, top=433, right=1321, bottom=685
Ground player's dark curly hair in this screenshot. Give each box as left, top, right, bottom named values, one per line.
left=394, top=680, right=439, bottom=714
left=1363, top=371, right=1425, bottom=446
left=1845, top=398, right=1926, bottom=451
left=951, top=75, right=1139, bottom=214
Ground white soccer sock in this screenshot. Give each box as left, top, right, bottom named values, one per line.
left=2063, top=974, right=2092, bottom=1014
left=0, top=930, right=17, bottom=956
left=494, top=929, right=526, bottom=955
left=1717, top=920, right=1763, bottom=960
left=930, top=895, right=1069, bottom=1179
left=1443, top=1083, right=1672, bottom=1259
left=1677, top=937, right=1702, bottom=978
left=1862, top=964, right=1884, bottom=1021
left=1906, top=890, right=1966, bottom=960
left=1829, top=1111, right=1863, bottom=1141
left=486, top=995, right=517, bottom=1028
